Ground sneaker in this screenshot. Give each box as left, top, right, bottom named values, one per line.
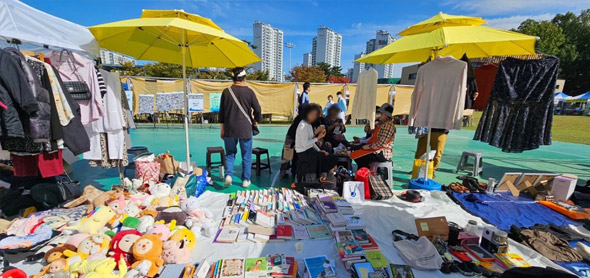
left=242, top=180, right=251, bottom=188
left=455, top=261, right=474, bottom=276
left=224, top=176, right=232, bottom=186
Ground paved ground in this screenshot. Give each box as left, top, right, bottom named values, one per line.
left=72, top=125, right=590, bottom=192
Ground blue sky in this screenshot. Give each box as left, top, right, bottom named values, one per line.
left=23, top=0, right=590, bottom=77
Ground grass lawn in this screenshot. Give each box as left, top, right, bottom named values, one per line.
left=463, top=112, right=590, bottom=145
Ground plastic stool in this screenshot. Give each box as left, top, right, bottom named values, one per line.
left=125, top=146, right=149, bottom=175
left=251, top=147, right=271, bottom=176
left=456, top=151, right=483, bottom=176
left=371, top=160, right=394, bottom=189
left=206, top=147, right=225, bottom=177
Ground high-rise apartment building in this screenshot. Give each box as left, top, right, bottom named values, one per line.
left=253, top=21, right=284, bottom=81
left=100, top=49, right=135, bottom=67
left=365, top=30, right=395, bottom=79
left=351, top=53, right=366, bottom=83
left=310, top=26, right=342, bottom=67
left=302, top=53, right=312, bottom=67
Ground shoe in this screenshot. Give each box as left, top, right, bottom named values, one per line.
left=242, top=180, right=251, bottom=188
left=455, top=261, right=474, bottom=276
left=224, top=176, right=232, bottom=186
left=465, top=262, right=483, bottom=275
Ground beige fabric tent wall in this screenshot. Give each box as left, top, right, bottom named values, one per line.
left=348, top=84, right=393, bottom=113
left=392, top=85, right=414, bottom=115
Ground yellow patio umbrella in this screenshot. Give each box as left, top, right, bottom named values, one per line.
left=89, top=9, right=261, bottom=167
left=356, top=12, right=537, bottom=181
left=357, top=12, right=537, bottom=64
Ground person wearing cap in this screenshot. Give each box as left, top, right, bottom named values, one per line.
left=350, top=103, right=396, bottom=169
left=219, top=67, right=262, bottom=188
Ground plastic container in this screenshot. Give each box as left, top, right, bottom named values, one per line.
left=409, top=178, right=441, bottom=191
left=464, top=220, right=479, bottom=236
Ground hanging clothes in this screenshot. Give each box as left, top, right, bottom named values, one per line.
left=460, top=54, right=478, bottom=109
left=47, top=51, right=103, bottom=125
left=84, top=70, right=128, bottom=168
left=472, top=64, right=499, bottom=110
left=473, top=57, right=559, bottom=153
left=4, top=48, right=51, bottom=144
left=0, top=49, right=38, bottom=138
left=409, top=56, right=467, bottom=130
left=47, top=64, right=90, bottom=155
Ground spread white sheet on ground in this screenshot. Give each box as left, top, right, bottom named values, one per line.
left=13, top=190, right=569, bottom=277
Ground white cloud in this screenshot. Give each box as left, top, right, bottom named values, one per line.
left=447, top=0, right=590, bottom=16
left=485, top=13, right=556, bottom=30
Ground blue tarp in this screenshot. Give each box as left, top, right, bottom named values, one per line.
left=451, top=192, right=579, bottom=230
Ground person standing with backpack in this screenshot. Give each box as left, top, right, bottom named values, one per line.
left=219, top=67, right=262, bottom=188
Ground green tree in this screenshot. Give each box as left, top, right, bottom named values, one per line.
left=142, top=62, right=195, bottom=78
left=286, top=65, right=327, bottom=82
left=247, top=70, right=270, bottom=81
left=117, top=61, right=143, bottom=76
left=315, top=62, right=344, bottom=81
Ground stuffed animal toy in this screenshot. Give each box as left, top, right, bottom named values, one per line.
left=124, top=260, right=150, bottom=278
left=64, top=234, right=111, bottom=265
left=137, top=215, right=155, bottom=234
left=180, top=197, right=216, bottom=237
left=69, top=257, right=127, bottom=278
left=146, top=223, right=172, bottom=241
left=65, top=233, right=91, bottom=248
left=32, top=244, right=77, bottom=278
left=131, top=234, right=164, bottom=278
left=145, top=183, right=175, bottom=208
left=107, top=195, right=127, bottom=214
left=109, top=230, right=142, bottom=267
left=65, top=206, right=116, bottom=234
left=123, top=203, right=141, bottom=218
left=161, top=240, right=189, bottom=264
left=169, top=228, right=196, bottom=250
left=154, top=207, right=186, bottom=226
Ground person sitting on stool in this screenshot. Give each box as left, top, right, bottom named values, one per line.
left=350, top=103, right=396, bottom=169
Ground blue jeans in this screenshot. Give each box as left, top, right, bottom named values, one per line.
left=223, top=136, right=252, bottom=181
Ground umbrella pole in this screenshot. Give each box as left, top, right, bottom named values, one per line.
left=182, top=31, right=191, bottom=169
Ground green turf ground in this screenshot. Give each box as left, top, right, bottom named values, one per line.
left=72, top=124, right=590, bottom=192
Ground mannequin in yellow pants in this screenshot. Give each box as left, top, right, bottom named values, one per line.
left=414, top=130, right=448, bottom=171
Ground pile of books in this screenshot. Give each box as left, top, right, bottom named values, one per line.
left=215, top=189, right=332, bottom=243
left=351, top=263, right=415, bottom=278
left=195, top=254, right=298, bottom=278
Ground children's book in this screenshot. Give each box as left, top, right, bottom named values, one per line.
left=276, top=225, right=294, bottom=239
left=293, top=225, right=310, bottom=240
left=345, top=215, right=366, bottom=229
left=335, top=231, right=365, bottom=257
left=351, top=229, right=370, bottom=244
left=353, top=262, right=375, bottom=278
left=219, top=258, right=245, bottom=278
left=304, top=256, right=336, bottom=278
left=306, top=225, right=332, bottom=239
left=365, top=250, right=389, bottom=269
left=244, top=257, right=268, bottom=278
left=389, top=264, right=415, bottom=278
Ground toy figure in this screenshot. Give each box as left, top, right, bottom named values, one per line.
left=32, top=244, right=76, bottom=278
left=131, top=234, right=164, bottom=278
left=180, top=196, right=216, bottom=237
left=64, top=234, right=111, bottom=265
left=169, top=228, right=196, bottom=250
left=161, top=240, right=189, bottom=264
left=109, top=230, right=142, bottom=267
left=65, top=206, right=116, bottom=234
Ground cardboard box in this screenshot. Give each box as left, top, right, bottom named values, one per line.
left=551, top=175, right=578, bottom=201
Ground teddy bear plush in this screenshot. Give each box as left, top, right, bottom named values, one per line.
left=131, top=234, right=164, bottom=278
left=109, top=230, right=142, bottom=267
left=31, top=244, right=76, bottom=278
left=180, top=197, right=216, bottom=237
left=142, top=183, right=175, bottom=208
left=161, top=240, right=189, bottom=264
left=64, top=234, right=111, bottom=265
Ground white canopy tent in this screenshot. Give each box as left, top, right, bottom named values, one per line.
left=0, top=0, right=98, bottom=54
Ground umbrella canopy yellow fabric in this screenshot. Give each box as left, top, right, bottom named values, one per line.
left=398, top=12, right=485, bottom=36
left=357, top=13, right=537, bottom=64
left=88, top=9, right=260, bottom=68
left=89, top=9, right=260, bottom=166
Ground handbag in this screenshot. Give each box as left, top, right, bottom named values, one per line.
left=342, top=181, right=364, bottom=203
left=155, top=151, right=179, bottom=175
left=355, top=167, right=372, bottom=200
left=135, top=161, right=161, bottom=183
left=57, top=50, right=91, bottom=100
left=228, top=86, right=259, bottom=136
left=369, top=175, right=393, bottom=200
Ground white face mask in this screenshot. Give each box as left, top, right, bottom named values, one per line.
left=375, top=113, right=382, bottom=118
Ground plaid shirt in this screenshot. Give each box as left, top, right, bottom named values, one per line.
left=367, top=119, right=396, bottom=159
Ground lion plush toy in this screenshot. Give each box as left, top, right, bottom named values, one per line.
left=131, top=234, right=164, bottom=278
